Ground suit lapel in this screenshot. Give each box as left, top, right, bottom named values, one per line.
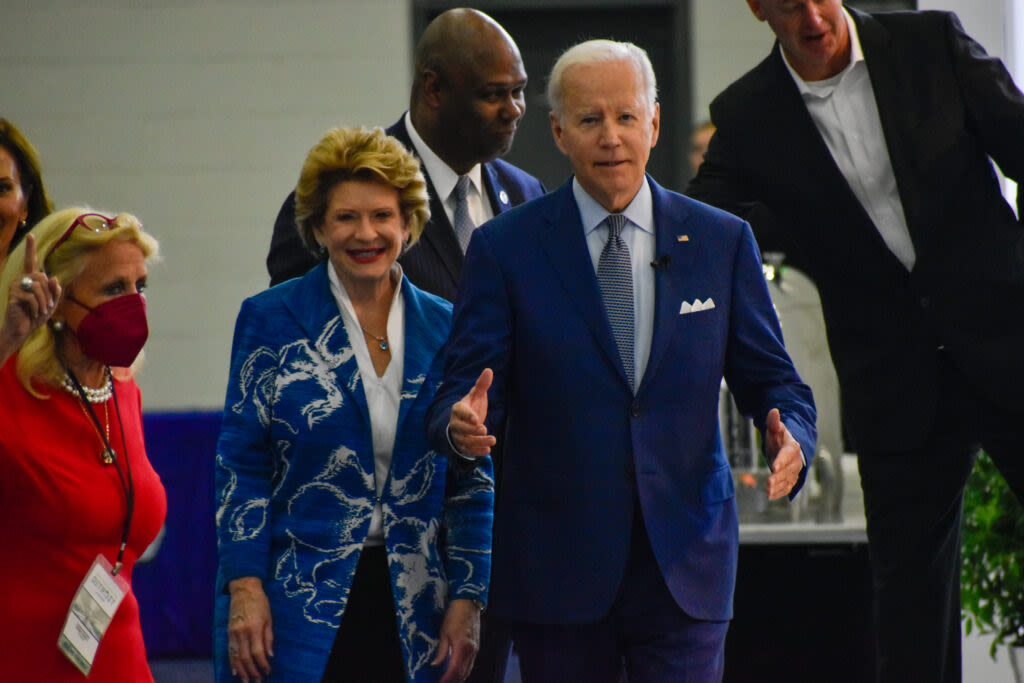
left=390, top=117, right=463, bottom=287
left=394, top=278, right=445, bottom=435
left=538, top=181, right=628, bottom=384
left=482, top=162, right=515, bottom=214
left=853, top=9, right=919, bottom=243
left=641, top=179, right=696, bottom=390
left=761, top=50, right=857, bottom=206
left=420, top=177, right=463, bottom=281
left=758, top=46, right=910, bottom=266
left=282, top=263, right=371, bottom=428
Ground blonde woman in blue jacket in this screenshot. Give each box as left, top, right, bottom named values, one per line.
left=215, top=127, right=493, bottom=683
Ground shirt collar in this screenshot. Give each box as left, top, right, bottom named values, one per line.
left=404, top=111, right=484, bottom=203
left=572, top=176, right=654, bottom=236
left=327, top=260, right=405, bottom=319
left=781, top=8, right=864, bottom=97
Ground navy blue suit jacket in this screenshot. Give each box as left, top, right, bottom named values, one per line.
left=266, top=116, right=546, bottom=300
left=427, top=177, right=815, bottom=623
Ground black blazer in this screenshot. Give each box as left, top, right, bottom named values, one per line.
left=688, top=9, right=1024, bottom=453
left=265, top=116, right=546, bottom=300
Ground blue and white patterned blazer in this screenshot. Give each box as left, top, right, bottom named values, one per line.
left=214, top=262, right=494, bottom=682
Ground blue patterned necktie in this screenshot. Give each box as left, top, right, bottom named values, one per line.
left=453, top=175, right=475, bottom=253
left=597, top=213, right=635, bottom=388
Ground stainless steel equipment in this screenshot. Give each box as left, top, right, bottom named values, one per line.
left=722, top=259, right=849, bottom=525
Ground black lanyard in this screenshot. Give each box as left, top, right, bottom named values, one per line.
left=66, top=368, right=135, bottom=576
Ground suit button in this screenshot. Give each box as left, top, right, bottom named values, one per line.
left=920, top=296, right=930, bottom=309
left=630, top=402, right=641, bottom=418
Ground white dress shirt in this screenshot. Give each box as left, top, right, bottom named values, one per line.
left=781, top=9, right=916, bottom=271
left=404, top=111, right=495, bottom=233
left=327, top=263, right=406, bottom=546
left=573, top=178, right=656, bottom=388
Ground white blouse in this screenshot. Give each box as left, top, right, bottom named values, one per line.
left=327, top=264, right=406, bottom=546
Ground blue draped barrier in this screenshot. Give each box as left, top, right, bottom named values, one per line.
left=135, top=411, right=222, bottom=658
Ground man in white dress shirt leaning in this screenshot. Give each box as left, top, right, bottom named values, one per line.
left=687, top=2, right=1024, bottom=680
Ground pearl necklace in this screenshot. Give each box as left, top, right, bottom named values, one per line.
left=60, top=370, right=113, bottom=403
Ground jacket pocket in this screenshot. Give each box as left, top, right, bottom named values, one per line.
left=701, top=463, right=736, bottom=504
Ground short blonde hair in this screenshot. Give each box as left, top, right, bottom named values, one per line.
left=0, top=207, right=160, bottom=395
left=294, top=127, right=430, bottom=254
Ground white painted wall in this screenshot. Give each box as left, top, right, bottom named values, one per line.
left=1, top=0, right=409, bottom=409
left=691, top=1, right=774, bottom=124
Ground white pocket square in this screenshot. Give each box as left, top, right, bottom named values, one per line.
left=679, top=298, right=716, bottom=315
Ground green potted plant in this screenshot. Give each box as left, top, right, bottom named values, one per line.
left=961, top=451, right=1024, bottom=678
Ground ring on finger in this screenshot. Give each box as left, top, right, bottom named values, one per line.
left=19, top=276, right=33, bottom=292
left=228, top=645, right=240, bottom=656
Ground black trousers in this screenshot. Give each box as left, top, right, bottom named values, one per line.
left=857, top=355, right=1024, bottom=683
left=321, top=545, right=406, bottom=682
left=464, top=611, right=513, bottom=683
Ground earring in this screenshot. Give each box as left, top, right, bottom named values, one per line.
left=17, top=220, right=27, bottom=232
left=51, top=320, right=64, bottom=331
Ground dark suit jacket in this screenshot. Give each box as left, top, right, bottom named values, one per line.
left=687, top=9, right=1024, bottom=454
left=266, top=116, right=546, bottom=299
left=427, top=177, right=815, bottom=624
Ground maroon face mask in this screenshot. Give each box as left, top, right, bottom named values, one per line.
left=67, top=293, right=149, bottom=367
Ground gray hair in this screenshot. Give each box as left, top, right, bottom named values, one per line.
left=547, top=40, right=658, bottom=120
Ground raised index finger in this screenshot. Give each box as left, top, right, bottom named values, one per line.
left=22, top=234, right=39, bottom=275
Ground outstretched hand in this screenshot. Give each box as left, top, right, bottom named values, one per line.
left=1, top=234, right=61, bottom=364
left=764, top=408, right=803, bottom=500
left=449, top=369, right=496, bottom=457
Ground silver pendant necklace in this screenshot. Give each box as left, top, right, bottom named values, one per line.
left=360, top=325, right=389, bottom=351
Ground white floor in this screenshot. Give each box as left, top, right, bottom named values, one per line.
left=965, top=629, right=1019, bottom=682
left=151, top=639, right=1016, bottom=683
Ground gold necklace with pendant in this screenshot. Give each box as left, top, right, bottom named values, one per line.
left=76, top=397, right=115, bottom=465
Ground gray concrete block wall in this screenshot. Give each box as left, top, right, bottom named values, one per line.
left=1, top=0, right=1016, bottom=416
left=2, top=0, right=409, bottom=409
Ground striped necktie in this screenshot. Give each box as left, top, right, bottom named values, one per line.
left=597, top=213, right=635, bottom=388
left=453, top=175, right=475, bottom=253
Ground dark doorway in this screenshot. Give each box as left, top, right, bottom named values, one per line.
left=414, top=2, right=692, bottom=192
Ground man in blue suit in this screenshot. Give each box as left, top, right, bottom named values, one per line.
left=265, top=8, right=546, bottom=299
left=427, top=39, right=816, bottom=682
